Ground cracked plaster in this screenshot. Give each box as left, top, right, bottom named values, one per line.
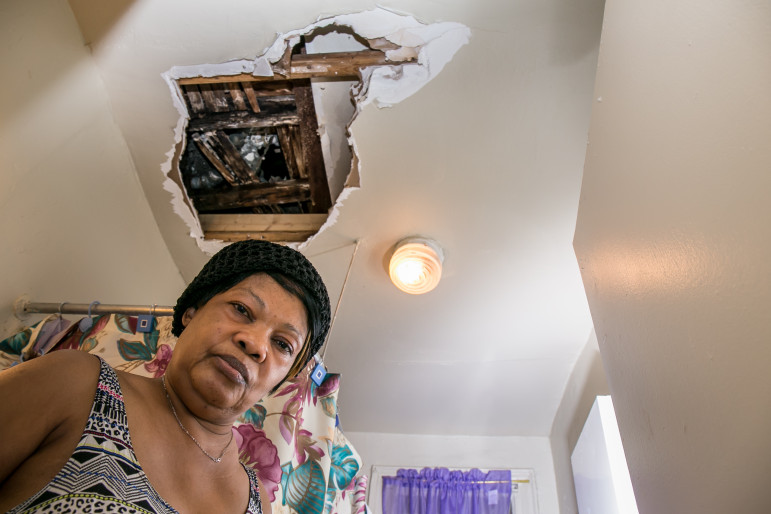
left=160, top=7, right=469, bottom=254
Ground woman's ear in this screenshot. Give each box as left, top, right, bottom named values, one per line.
left=182, top=307, right=196, bottom=327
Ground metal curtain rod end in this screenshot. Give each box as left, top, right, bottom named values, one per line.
left=13, top=294, right=31, bottom=321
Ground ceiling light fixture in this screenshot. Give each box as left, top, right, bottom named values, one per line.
left=388, top=237, right=444, bottom=295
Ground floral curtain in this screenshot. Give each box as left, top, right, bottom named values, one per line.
left=0, top=314, right=369, bottom=514
left=382, top=468, right=511, bottom=514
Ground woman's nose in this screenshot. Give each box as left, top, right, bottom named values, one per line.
left=237, top=328, right=269, bottom=362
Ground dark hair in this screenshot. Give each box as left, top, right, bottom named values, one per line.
left=172, top=240, right=331, bottom=375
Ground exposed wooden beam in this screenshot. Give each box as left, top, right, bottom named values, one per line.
left=203, top=230, right=318, bottom=243
left=287, top=50, right=398, bottom=79
left=185, top=86, right=206, bottom=115
left=241, top=81, right=294, bottom=97
left=200, top=213, right=327, bottom=243
left=191, top=133, right=239, bottom=185
left=256, top=96, right=295, bottom=109
left=276, top=125, right=304, bottom=180
left=187, top=111, right=300, bottom=132
left=241, top=83, right=261, bottom=113
left=191, top=180, right=311, bottom=211
left=203, top=131, right=255, bottom=184
left=199, top=83, right=230, bottom=112
left=201, top=213, right=326, bottom=231
left=228, top=83, right=248, bottom=111
left=294, top=80, right=332, bottom=213
left=177, top=50, right=409, bottom=85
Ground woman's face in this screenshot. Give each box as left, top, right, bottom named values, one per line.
left=172, top=273, right=309, bottom=421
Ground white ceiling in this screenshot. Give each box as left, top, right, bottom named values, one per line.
left=68, top=0, right=605, bottom=437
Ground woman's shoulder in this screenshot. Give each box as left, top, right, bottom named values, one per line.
left=0, top=349, right=101, bottom=389
left=38, top=348, right=101, bottom=370
left=0, top=350, right=102, bottom=427
left=0, top=350, right=102, bottom=500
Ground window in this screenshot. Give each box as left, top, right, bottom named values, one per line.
left=369, top=466, right=539, bottom=514
left=571, top=396, right=639, bottom=513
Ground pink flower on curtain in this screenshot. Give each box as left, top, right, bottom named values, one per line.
left=144, top=344, right=172, bottom=378
left=353, top=475, right=369, bottom=514
left=235, top=424, right=282, bottom=502
left=314, top=373, right=339, bottom=400
left=294, top=427, right=324, bottom=465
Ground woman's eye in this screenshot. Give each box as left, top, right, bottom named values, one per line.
left=232, top=303, right=250, bottom=318
left=274, top=339, right=293, bottom=355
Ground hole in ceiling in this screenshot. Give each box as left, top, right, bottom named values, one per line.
left=161, top=8, right=470, bottom=251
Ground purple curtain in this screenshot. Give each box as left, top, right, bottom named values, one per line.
left=382, top=467, right=511, bottom=514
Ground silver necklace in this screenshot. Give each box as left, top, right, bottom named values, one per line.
left=161, top=375, right=234, bottom=463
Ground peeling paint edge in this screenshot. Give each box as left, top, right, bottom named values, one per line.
left=160, top=72, right=226, bottom=255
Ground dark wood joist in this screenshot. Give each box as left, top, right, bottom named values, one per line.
left=191, top=180, right=311, bottom=211
left=177, top=50, right=409, bottom=85
left=276, top=125, right=304, bottom=180
left=287, top=50, right=398, bottom=79
left=187, top=110, right=300, bottom=132
left=245, top=81, right=294, bottom=97
left=203, top=131, right=256, bottom=184
left=185, top=86, right=205, bottom=115
left=212, top=85, right=230, bottom=111
left=241, top=83, right=261, bottom=113
left=191, top=133, right=239, bottom=185
left=199, top=83, right=230, bottom=112
left=255, top=204, right=287, bottom=215
left=228, top=82, right=248, bottom=111
left=293, top=80, right=332, bottom=213
left=257, top=96, right=296, bottom=109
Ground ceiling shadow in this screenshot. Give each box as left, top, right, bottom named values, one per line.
left=67, top=0, right=138, bottom=47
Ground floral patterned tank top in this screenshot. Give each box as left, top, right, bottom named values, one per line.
left=8, top=358, right=262, bottom=513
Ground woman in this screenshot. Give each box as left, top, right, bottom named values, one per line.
left=0, top=240, right=331, bottom=513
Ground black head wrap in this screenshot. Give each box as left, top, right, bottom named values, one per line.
left=172, top=240, right=330, bottom=368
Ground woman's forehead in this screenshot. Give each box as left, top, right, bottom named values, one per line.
left=226, top=275, right=308, bottom=327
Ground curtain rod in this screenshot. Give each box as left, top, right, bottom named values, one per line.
left=17, top=241, right=363, bottom=323
left=387, top=478, right=530, bottom=485
left=383, top=476, right=530, bottom=484
left=21, top=302, right=174, bottom=317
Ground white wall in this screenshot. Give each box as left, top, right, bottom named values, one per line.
left=550, top=330, right=610, bottom=514
left=571, top=396, right=638, bottom=514
left=0, top=0, right=184, bottom=336
left=574, top=0, right=771, bottom=512
left=345, top=431, right=560, bottom=514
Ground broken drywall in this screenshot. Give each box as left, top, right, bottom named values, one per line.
left=161, top=6, right=470, bottom=253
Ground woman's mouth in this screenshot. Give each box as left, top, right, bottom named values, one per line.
left=215, top=354, right=249, bottom=385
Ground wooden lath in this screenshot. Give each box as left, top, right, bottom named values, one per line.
left=177, top=50, right=412, bottom=86
left=227, top=82, right=249, bottom=111
left=293, top=79, right=331, bottom=213
left=186, top=110, right=300, bottom=133
left=198, top=83, right=230, bottom=112
left=200, top=213, right=327, bottom=243
left=190, top=132, right=239, bottom=185
left=200, top=130, right=256, bottom=184
left=276, top=125, right=304, bottom=180
left=183, top=81, right=296, bottom=118
left=190, top=180, right=311, bottom=211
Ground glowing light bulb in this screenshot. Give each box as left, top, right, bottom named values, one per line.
left=388, top=238, right=444, bottom=294
left=395, top=260, right=425, bottom=285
